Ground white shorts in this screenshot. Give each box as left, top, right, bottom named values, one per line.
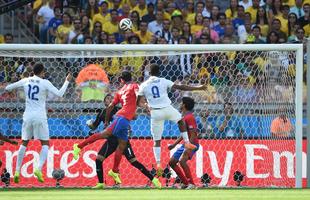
left=150, top=105, right=182, bottom=141
left=22, top=118, right=49, bottom=141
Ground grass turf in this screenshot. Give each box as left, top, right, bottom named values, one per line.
left=0, top=188, right=310, bottom=200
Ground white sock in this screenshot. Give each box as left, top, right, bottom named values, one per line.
left=153, top=147, right=161, bottom=164
left=38, top=145, right=49, bottom=171
left=16, top=145, right=27, bottom=173
left=181, top=132, right=190, bottom=143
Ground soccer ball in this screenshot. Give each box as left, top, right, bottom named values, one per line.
left=119, top=18, right=132, bottom=31
left=52, top=169, right=65, bottom=180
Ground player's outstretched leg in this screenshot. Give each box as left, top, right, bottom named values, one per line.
left=93, top=157, right=105, bottom=189
left=34, top=140, right=49, bottom=183
left=73, top=129, right=112, bottom=160
left=153, top=140, right=163, bottom=177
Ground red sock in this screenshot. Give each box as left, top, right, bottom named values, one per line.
left=78, top=133, right=102, bottom=149
left=182, top=164, right=194, bottom=184
left=172, top=165, right=188, bottom=185
left=112, top=149, right=123, bottom=173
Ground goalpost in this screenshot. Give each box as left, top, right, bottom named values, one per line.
left=0, top=44, right=304, bottom=188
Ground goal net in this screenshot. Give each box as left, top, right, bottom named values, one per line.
left=0, top=44, right=303, bottom=188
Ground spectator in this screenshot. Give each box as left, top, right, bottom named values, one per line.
left=156, top=0, right=170, bottom=20
left=109, top=0, right=123, bottom=15
left=0, top=34, right=4, bottom=43
left=85, top=0, right=99, bottom=19
left=268, top=0, right=284, bottom=24
left=130, top=11, right=141, bottom=32
left=107, top=34, right=116, bottom=44
left=171, top=10, right=184, bottom=29
left=148, top=10, right=163, bottom=35
left=177, top=37, right=193, bottom=77
left=191, top=13, right=204, bottom=34
left=132, top=0, right=147, bottom=18
left=246, top=0, right=260, bottom=23
left=183, top=0, right=195, bottom=25
left=213, top=13, right=227, bottom=37
left=270, top=18, right=287, bottom=42
left=160, top=19, right=172, bottom=42
left=225, top=0, right=239, bottom=19
left=36, top=0, right=55, bottom=44
left=55, top=13, right=73, bottom=44
left=81, top=15, right=92, bottom=35
left=68, top=18, right=84, bottom=44
left=232, top=5, right=246, bottom=30
left=239, top=0, right=253, bottom=10
left=4, top=34, right=13, bottom=43
left=196, top=26, right=220, bottom=43
left=238, top=18, right=252, bottom=43
left=255, top=6, right=269, bottom=37
left=84, top=36, right=93, bottom=44
left=92, top=21, right=103, bottom=43
left=298, top=3, right=309, bottom=27
left=290, top=27, right=306, bottom=43
left=135, top=21, right=153, bottom=44
left=102, top=9, right=119, bottom=34
left=287, top=13, right=299, bottom=37
left=92, top=1, right=110, bottom=28
left=266, top=30, right=280, bottom=43
left=141, top=3, right=156, bottom=23
left=290, top=0, right=304, bottom=18
left=220, top=23, right=239, bottom=43
left=98, top=31, right=109, bottom=44
left=270, top=108, right=293, bottom=138
left=118, top=3, right=131, bottom=20
left=210, top=5, right=220, bottom=27
left=170, top=27, right=181, bottom=44
left=181, top=21, right=194, bottom=43
left=251, top=25, right=266, bottom=43
left=202, top=0, right=213, bottom=17
left=48, top=7, right=62, bottom=43
left=215, top=102, right=244, bottom=138
left=166, top=2, right=177, bottom=19
left=197, top=33, right=214, bottom=44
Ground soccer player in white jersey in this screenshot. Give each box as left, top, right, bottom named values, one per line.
left=136, top=63, right=207, bottom=175
left=5, top=63, right=71, bottom=183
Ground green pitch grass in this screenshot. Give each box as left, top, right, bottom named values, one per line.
left=1, top=188, right=310, bottom=200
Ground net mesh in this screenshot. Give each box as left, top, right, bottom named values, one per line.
left=0, top=48, right=298, bottom=188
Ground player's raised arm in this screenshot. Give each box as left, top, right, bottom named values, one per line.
left=5, top=79, right=27, bottom=91
left=46, top=73, right=71, bottom=97
left=171, top=83, right=208, bottom=91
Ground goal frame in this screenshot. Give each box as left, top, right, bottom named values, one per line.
left=0, top=43, right=304, bottom=188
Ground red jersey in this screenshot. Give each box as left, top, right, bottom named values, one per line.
left=183, top=112, right=199, bottom=144
left=112, top=82, right=139, bottom=120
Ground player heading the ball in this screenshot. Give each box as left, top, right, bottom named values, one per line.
left=136, top=63, right=207, bottom=176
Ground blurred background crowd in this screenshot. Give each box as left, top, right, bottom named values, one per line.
left=0, top=0, right=308, bottom=104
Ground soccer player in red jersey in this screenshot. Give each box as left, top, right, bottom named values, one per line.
left=168, top=97, right=199, bottom=189
left=73, top=71, right=139, bottom=184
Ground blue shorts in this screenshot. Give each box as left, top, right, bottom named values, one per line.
left=172, top=144, right=199, bottom=161
left=107, top=116, right=130, bottom=141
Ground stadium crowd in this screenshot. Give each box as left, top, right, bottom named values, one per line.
left=0, top=0, right=308, bottom=104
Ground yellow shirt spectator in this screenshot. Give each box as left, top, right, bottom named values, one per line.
left=303, top=24, right=310, bottom=37
left=102, top=57, right=122, bottom=76
left=282, top=0, right=295, bottom=7
left=132, top=5, right=148, bottom=18
left=225, top=9, right=237, bottom=19
left=0, top=35, right=4, bottom=43
left=258, top=24, right=269, bottom=37
left=121, top=55, right=144, bottom=80
left=191, top=25, right=203, bottom=34
left=135, top=30, right=153, bottom=44
left=92, top=13, right=111, bottom=27
left=186, top=13, right=195, bottom=25
left=55, top=24, right=73, bottom=44
left=33, top=0, right=43, bottom=10
left=103, top=21, right=119, bottom=34
left=275, top=15, right=288, bottom=35
left=246, top=7, right=258, bottom=23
